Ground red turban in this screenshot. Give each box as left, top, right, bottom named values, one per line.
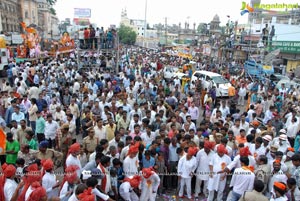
left=2, top=163, right=16, bottom=178
left=204, top=141, right=215, bottom=150
left=128, top=142, right=140, bottom=155
left=27, top=182, right=47, bottom=201
left=217, top=144, right=228, bottom=155
left=65, top=165, right=79, bottom=183
left=78, top=187, right=95, bottom=201
left=0, top=163, right=16, bottom=201
left=18, top=164, right=42, bottom=201
left=239, top=147, right=251, bottom=157
left=142, top=168, right=154, bottom=179
left=68, top=143, right=81, bottom=154
left=124, top=175, right=142, bottom=188
left=42, top=159, right=54, bottom=171
left=187, top=147, right=198, bottom=156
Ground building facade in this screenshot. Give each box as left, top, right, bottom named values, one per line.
left=0, top=0, right=22, bottom=33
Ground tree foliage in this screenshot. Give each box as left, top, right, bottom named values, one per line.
left=197, top=23, right=208, bottom=34
left=118, top=24, right=137, bottom=45
left=46, top=0, right=57, bottom=6
left=49, top=7, right=56, bottom=15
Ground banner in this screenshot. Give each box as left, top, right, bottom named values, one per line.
left=73, top=18, right=90, bottom=26
left=74, top=8, right=91, bottom=18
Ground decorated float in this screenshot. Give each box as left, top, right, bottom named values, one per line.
left=49, top=31, right=75, bottom=57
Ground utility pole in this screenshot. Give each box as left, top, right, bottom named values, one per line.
left=165, top=17, right=167, bottom=46
left=116, top=34, right=119, bottom=74
left=143, top=0, right=147, bottom=47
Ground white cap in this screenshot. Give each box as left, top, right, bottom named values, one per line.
left=279, top=134, right=287, bottom=141
left=279, top=129, right=287, bottom=134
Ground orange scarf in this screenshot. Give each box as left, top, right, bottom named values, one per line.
left=242, top=166, right=254, bottom=172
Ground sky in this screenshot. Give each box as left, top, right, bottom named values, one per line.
left=54, top=0, right=299, bottom=28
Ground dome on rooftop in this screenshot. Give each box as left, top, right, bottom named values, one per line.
left=212, top=14, right=220, bottom=22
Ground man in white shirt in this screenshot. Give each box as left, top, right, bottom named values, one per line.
left=2, top=164, right=18, bottom=201
left=66, top=143, right=82, bottom=178
left=123, top=142, right=140, bottom=178
left=178, top=147, right=198, bottom=199
left=11, top=106, right=25, bottom=125
left=42, top=159, right=59, bottom=199
left=195, top=141, right=215, bottom=198
left=140, top=125, right=156, bottom=146
left=229, top=157, right=255, bottom=201
left=140, top=168, right=160, bottom=201
left=207, top=144, right=232, bottom=201
left=44, top=114, right=59, bottom=148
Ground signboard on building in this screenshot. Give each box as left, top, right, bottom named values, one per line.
left=11, top=35, right=23, bottom=44
left=269, top=41, right=300, bottom=54
left=73, top=18, right=90, bottom=26
left=74, top=8, right=91, bottom=18
left=244, top=35, right=261, bottom=41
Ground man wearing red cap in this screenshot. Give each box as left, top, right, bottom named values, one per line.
left=119, top=175, right=142, bottom=201
left=195, top=141, right=215, bottom=199
left=0, top=163, right=17, bottom=201
left=226, top=146, right=256, bottom=172
left=123, top=142, right=140, bottom=178
left=41, top=159, right=60, bottom=199
left=229, top=157, right=255, bottom=201
left=140, top=167, right=160, bottom=201
left=178, top=146, right=198, bottom=199
left=66, top=143, right=82, bottom=178
left=59, top=165, right=79, bottom=200
left=207, top=144, right=231, bottom=201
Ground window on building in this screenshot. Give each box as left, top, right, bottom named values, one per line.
left=25, top=11, right=29, bottom=18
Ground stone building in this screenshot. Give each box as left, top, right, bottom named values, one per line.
left=0, top=0, right=22, bottom=32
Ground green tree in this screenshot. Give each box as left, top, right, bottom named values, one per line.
left=197, top=23, right=207, bottom=34
left=49, top=7, right=56, bottom=15
left=46, top=0, right=57, bottom=6
left=118, top=24, right=137, bottom=45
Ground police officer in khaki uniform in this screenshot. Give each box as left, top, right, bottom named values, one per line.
left=82, top=127, right=99, bottom=160
left=57, top=123, right=72, bottom=163
left=37, top=140, right=63, bottom=168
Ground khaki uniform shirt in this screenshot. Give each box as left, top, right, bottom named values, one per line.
left=239, top=190, right=268, bottom=201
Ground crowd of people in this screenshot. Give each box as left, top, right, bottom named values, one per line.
left=0, top=45, right=299, bottom=201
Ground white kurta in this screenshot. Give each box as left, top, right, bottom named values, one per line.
left=59, top=182, right=76, bottom=200
left=42, top=172, right=58, bottom=198
left=207, top=153, right=231, bottom=192
left=119, top=182, right=139, bottom=201
left=4, top=178, right=17, bottom=201
left=66, top=154, right=82, bottom=178
left=230, top=167, right=255, bottom=195
left=25, top=186, right=34, bottom=201
left=123, top=156, right=139, bottom=178
left=140, top=172, right=160, bottom=201
left=268, top=170, right=288, bottom=193
left=196, top=149, right=214, bottom=180
left=227, top=155, right=256, bottom=170
left=177, top=155, right=197, bottom=178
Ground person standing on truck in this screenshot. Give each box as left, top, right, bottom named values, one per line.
left=262, top=24, right=269, bottom=46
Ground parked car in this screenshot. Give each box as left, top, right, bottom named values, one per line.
left=191, top=70, right=231, bottom=97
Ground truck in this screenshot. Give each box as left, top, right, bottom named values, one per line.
left=244, top=49, right=280, bottom=80
left=0, top=35, right=9, bottom=77
left=244, top=59, right=274, bottom=80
